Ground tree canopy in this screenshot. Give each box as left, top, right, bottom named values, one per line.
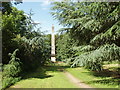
left=2, top=2, right=51, bottom=89
left=51, top=1, right=120, bottom=71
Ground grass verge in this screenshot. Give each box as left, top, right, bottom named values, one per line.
left=9, top=66, right=78, bottom=88
left=66, top=64, right=119, bottom=88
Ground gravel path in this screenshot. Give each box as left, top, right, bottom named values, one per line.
left=64, top=71, right=96, bottom=90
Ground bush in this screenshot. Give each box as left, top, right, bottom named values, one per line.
left=2, top=77, right=21, bottom=89
left=14, top=35, right=50, bottom=72
left=2, top=49, right=22, bottom=89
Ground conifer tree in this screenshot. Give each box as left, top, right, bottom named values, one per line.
left=51, top=1, right=120, bottom=71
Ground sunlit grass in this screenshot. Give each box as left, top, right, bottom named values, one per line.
left=9, top=66, right=78, bottom=88
left=66, top=64, right=119, bottom=88
left=0, top=63, right=2, bottom=90
left=0, top=72, right=2, bottom=90
left=8, top=63, right=119, bottom=89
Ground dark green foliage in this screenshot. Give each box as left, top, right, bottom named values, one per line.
left=3, top=49, right=21, bottom=77
left=2, top=4, right=50, bottom=68
left=2, top=49, right=22, bottom=89
left=90, top=21, right=120, bottom=46
left=13, top=35, right=50, bottom=71
left=51, top=1, right=120, bottom=71
left=51, top=1, right=120, bottom=45
left=2, top=7, right=30, bottom=64
left=2, top=2, right=12, bottom=14
left=56, top=33, right=77, bottom=61
left=2, top=2, right=51, bottom=89
left=71, top=44, right=120, bottom=71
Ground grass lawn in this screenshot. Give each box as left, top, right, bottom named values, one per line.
left=9, top=66, right=78, bottom=88
left=0, top=63, right=2, bottom=90
left=66, top=64, right=119, bottom=88
left=7, top=62, right=120, bottom=89
left=0, top=72, right=2, bottom=90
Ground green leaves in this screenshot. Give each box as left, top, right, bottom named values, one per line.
left=90, top=21, right=120, bottom=46
left=2, top=7, right=27, bottom=35
left=2, top=7, right=31, bottom=64
left=51, top=2, right=120, bottom=44
left=56, top=33, right=77, bottom=61
left=71, top=44, right=120, bottom=71
left=52, top=1, right=120, bottom=71
left=2, top=49, right=22, bottom=89
left=12, top=32, right=51, bottom=72
left=3, top=49, right=21, bottom=77
left=2, top=1, right=51, bottom=89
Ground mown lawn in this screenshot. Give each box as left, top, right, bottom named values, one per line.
left=7, top=63, right=120, bottom=89
left=9, top=66, right=78, bottom=88
left=0, top=63, right=2, bottom=90
left=0, top=72, right=2, bottom=90
left=67, top=63, right=119, bottom=88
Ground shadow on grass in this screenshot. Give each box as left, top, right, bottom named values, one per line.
left=45, top=65, right=70, bottom=72
left=92, top=69, right=118, bottom=77
left=93, top=68, right=120, bottom=79
left=82, top=67, right=119, bottom=86
left=87, top=78, right=119, bottom=86
left=22, top=71, right=53, bottom=80
left=82, top=66, right=119, bottom=78
left=22, top=65, right=70, bottom=80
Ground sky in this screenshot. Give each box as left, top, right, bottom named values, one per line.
left=12, top=0, right=63, bottom=34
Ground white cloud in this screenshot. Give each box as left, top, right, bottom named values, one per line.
left=22, top=0, right=41, bottom=2
left=22, top=0, right=63, bottom=10
left=22, top=0, right=82, bottom=2
left=41, top=0, right=50, bottom=6
left=22, top=0, right=63, bottom=5
left=33, top=20, right=41, bottom=24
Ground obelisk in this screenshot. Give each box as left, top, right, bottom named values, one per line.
left=51, top=25, right=56, bottom=62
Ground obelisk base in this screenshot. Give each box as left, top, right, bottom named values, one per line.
left=51, top=57, right=56, bottom=62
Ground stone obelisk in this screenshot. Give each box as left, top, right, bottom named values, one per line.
left=51, top=25, right=56, bottom=62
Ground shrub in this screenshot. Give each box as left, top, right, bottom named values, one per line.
left=2, top=49, right=22, bottom=89
left=2, top=77, right=21, bottom=89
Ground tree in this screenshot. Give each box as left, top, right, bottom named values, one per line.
left=56, top=33, right=77, bottom=61
left=2, top=2, right=51, bottom=89
left=2, top=7, right=30, bottom=64
left=13, top=34, right=50, bottom=71
left=51, top=1, right=120, bottom=71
